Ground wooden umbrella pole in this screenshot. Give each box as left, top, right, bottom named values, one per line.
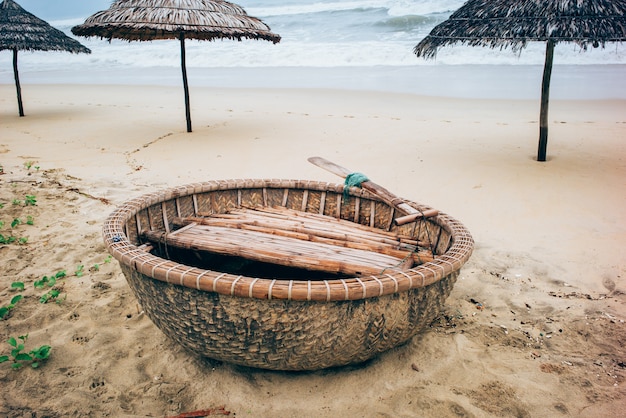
left=12, top=48, right=24, bottom=117
left=538, top=39, right=555, bottom=162
left=307, top=156, right=438, bottom=224
left=180, top=33, right=192, bottom=133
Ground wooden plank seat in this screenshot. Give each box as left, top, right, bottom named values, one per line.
left=141, top=206, right=434, bottom=277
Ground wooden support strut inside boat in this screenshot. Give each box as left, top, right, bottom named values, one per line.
left=394, top=209, right=440, bottom=226
left=140, top=206, right=435, bottom=278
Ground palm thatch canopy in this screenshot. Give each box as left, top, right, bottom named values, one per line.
left=0, top=0, right=91, bottom=53
left=71, top=0, right=281, bottom=133
left=414, top=0, right=626, bottom=58
left=414, top=0, right=626, bottom=162
left=0, top=0, right=90, bottom=117
left=71, top=0, right=280, bottom=43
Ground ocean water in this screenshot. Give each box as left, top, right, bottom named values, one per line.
left=3, top=0, right=625, bottom=70
left=1, top=0, right=625, bottom=98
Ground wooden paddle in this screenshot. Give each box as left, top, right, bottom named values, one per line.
left=307, top=157, right=438, bottom=225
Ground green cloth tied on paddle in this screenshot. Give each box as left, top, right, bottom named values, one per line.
left=343, top=172, right=369, bottom=201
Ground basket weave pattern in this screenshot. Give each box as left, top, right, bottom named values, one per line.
left=123, top=264, right=457, bottom=370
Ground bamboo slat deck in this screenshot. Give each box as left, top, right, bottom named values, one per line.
left=141, top=206, right=430, bottom=277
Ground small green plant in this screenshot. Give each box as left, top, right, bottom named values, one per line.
left=24, top=195, right=37, bottom=206
left=39, top=289, right=61, bottom=304
left=0, top=233, right=28, bottom=245
left=0, top=215, right=34, bottom=246
left=35, top=271, right=66, bottom=304
left=11, top=282, right=25, bottom=291
left=34, top=271, right=66, bottom=289
left=0, top=295, right=23, bottom=319
left=91, top=256, right=112, bottom=272
left=0, top=234, right=17, bottom=244
left=23, top=161, right=39, bottom=173
left=0, top=335, right=51, bottom=369
left=10, top=195, right=37, bottom=207
left=75, top=264, right=85, bottom=278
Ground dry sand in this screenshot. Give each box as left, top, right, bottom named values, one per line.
left=0, top=83, right=625, bottom=417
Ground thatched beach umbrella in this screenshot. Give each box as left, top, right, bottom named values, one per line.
left=414, top=0, right=626, bottom=161
left=72, top=0, right=280, bottom=133
left=0, top=0, right=91, bottom=116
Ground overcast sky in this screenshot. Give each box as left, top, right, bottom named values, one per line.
left=16, top=0, right=112, bottom=20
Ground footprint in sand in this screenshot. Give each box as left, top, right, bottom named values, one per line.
left=602, top=276, right=616, bottom=293
left=466, top=381, right=531, bottom=418
left=72, top=335, right=91, bottom=345
left=88, top=378, right=108, bottom=397
left=59, top=366, right=82, bottom=378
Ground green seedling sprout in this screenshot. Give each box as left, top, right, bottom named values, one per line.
left=11, top=282, right=25, bottom=291
left=10, top=195, right=36, bottom=206
left=11, top=218, right=21, bottom=228
left=92, top=256, right=113, bottom=272
left=34, top=271, right=66, bottom=289
left=24, top=195, right=37, bottom=206
left=35, top=271, right=66, bottom=304
left=75, top=265, right=85, bottom=278
left=0, top=335, right=51, bottom=369
left=0, top=234, right=16, bottom=244
left=34, top=276, right=55, bottom=289
left=0, top=295, right=23, bottom=319
left=39, top=289, right=61, bottom=304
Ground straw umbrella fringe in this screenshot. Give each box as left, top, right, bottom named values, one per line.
left=0, top=0, right=90, bottom=116
left=414, top=0, right=626, bottom=162
left=72, top=0, right=280, bottom=133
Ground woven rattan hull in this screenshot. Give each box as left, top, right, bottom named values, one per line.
left=123, top=264, right=458, bottom=370
left=103, top=179, right=473, bottom=370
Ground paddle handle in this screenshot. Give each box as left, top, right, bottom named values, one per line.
left=307, top=156, right=438, bottom=223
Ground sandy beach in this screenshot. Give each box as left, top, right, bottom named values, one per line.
left=0, top=80, right=625, bottom=417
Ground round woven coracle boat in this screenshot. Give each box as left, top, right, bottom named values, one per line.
left=103, top=178, right=473, bottom=370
